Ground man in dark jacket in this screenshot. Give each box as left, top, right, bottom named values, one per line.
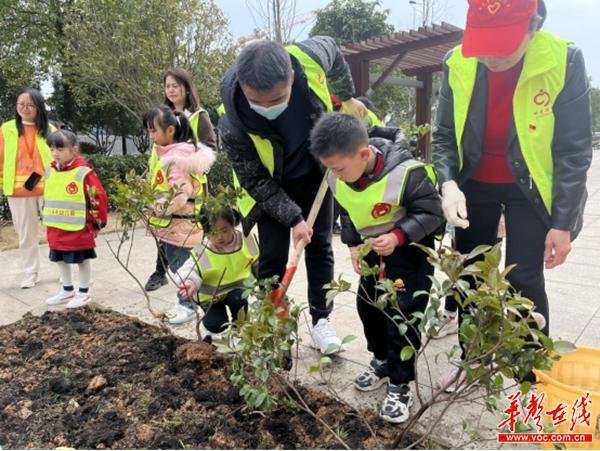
left=432, top=0, right=592, bottom=390
left=218, top=37, right=368, bottom=353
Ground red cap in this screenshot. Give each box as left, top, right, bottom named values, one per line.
left=462, top=0, right=538, bottom=58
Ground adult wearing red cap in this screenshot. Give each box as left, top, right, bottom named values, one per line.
left=432, top=0, right=592, bottom=389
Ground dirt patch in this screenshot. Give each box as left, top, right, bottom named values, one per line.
left=0, top=307, right=417, bottom=449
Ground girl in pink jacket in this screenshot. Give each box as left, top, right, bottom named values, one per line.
left=144, top=106, right=215, bottom=325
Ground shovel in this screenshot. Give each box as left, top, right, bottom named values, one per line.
left=270, top=173, right=330, bottom=318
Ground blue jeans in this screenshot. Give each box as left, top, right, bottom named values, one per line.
left=162, top=242, right=193, bottom=308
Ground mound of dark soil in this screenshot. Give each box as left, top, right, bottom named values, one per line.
left=0, top=307, right=405, bottom=449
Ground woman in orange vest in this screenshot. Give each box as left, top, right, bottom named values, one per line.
left=0, top=87, right=53, bottom=288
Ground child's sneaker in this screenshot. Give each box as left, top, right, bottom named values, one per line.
left=66, top=292, right=91, bottom=309
left=200, top=322, right=225, bottom=342
left=165, top=303, right=195, bottom=325
left=46, top=290, right=75, bottom=305
left=354, top=359, right=390, bottom=391
left=380, top=383, right=414, bottom=424
left=311, top=318, right=342, bottom=354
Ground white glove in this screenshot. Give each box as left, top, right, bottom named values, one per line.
left=441, top=181, right=470, bottom=229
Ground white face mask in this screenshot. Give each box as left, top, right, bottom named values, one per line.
left=249, top=101, right=289, bottom=120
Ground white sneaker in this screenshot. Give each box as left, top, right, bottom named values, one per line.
left=46, top=290, right=76, bottom=305
left=311, top=318, right=342, bottom=354
left=200, top=322, right=225, bottom=342
left=21, top=273, right=40, bottom=289
left=66, top=292, right=91, bottom=309
left=165, top=303, right=195, bottom=325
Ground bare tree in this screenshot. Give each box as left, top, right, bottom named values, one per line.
left=409, top=0, right=449, bottom=27
left=246, top=0, right=299, bottom=43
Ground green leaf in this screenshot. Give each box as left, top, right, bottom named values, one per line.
left=553, top=340, right=576, bottom=354
left=400, top=346, right=414, bottom=361
left=341, top=334, right=356, bottom=345
left=319, top=356, right=333, bottom=366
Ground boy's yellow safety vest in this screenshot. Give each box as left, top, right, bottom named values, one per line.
left=0, top=120, right=55, bottom=195
left=328, top=159, right=436, bottom=238
left=233, top=45, right=334, bottom=219
left=447, top=31, right=569, bottom=214
left=367, top=110, right=385, bottom=127
left=191, top=233, right=259, bottom=303
left=42, top=165, right=91, bottom=231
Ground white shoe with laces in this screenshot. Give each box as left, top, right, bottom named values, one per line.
left=165, top=303, right=195, bottom=325
left=46, top=290, right=75, bottom=306
left=66, top=291, right=91, bottom=309
left=311, top=318, right=342, bottom=354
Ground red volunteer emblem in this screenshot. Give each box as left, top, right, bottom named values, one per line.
left=534, top=89, right=551, bottom=107
left=66, top=182, right=78, bottom=195
left=371, top=202, right=391, bottom=219
left=155, top=171, right=164, bottom=185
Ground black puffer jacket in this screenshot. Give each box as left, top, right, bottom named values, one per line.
left=339, top=133, right=446, bottom=247
left=432, top=37, right=592, bottom=239
left=218, top=36, right=355, bottom=234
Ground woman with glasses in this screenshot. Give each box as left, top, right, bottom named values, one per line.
left=0, top=87, right=55, bottom=288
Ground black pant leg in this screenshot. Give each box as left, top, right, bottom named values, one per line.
left=257, top=213, right=290, bottom=284
left=453, top=181, right=504, bottom=359
left=503, top=186, right=550, bottom=335
left=155, top=241, right=168, bottom=276
left=224, top=289, right=248, bottom=323
left=284, top=170, right=334, bottom=325
left=356, top=274, right=389, bottom=361
left=201, top=301, right=229, bottom=333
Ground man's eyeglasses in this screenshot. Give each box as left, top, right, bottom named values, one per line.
left=16, top=103, right=36, bottom=110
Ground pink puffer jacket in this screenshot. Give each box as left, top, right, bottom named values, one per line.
left=150, top=141, right=215, bottom=248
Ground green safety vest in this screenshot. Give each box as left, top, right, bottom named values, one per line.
left=191, top=232, right=259, bottom=303
left=447, top=31, right=569, bottom=214
left=367, top=109, right=385, bottom=127
left=233, top=45, right=335, bottom=218
left=42, top=165, right=91, bottom=231
left=327, top=160, right=436, bottom=238
left=1, top=120, right=55, bottom=196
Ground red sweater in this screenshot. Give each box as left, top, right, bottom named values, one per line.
left=472, top=61, right=523, bottom=184
left=46, top=156, right=108, bottom=251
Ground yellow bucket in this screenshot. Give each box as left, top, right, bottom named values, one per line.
left=535, top=346, right=600, bottom=449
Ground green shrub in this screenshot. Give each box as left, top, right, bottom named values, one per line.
left=85, top=154, right=148, bottom=210
left=207, top=150, right=233, bottom=194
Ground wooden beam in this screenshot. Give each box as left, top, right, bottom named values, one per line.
left=344, top=30, right=462, bottom=63
left=415, top=72, right=433, bottom=161
left=368, top=51, right=407, bottom=93
left=350, top=59, right=370, bottom=96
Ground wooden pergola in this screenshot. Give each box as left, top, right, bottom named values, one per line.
left=340, top=22, right=463, bottom=159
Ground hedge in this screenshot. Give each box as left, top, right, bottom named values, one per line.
left=1, top=151, right=235, bottom=220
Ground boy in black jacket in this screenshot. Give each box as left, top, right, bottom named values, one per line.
left=310, top=113, right=445, bottom=424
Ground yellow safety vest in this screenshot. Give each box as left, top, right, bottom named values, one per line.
left=147, top=110, right=208, bottom=227
left=148, top=159, right=205, bottom=229
left=191, top=232, right=259, bottom=303
left=328, top=160, right=435, bottom=238
left=42, top=166, right=91, bottom=231
left=233, top=45, right=335, bottom=219
left=0, top=120, right=55, bottom=196
left=447, top=31, right=569, bottom=214
left=367, top=109, right=385, bottom=127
